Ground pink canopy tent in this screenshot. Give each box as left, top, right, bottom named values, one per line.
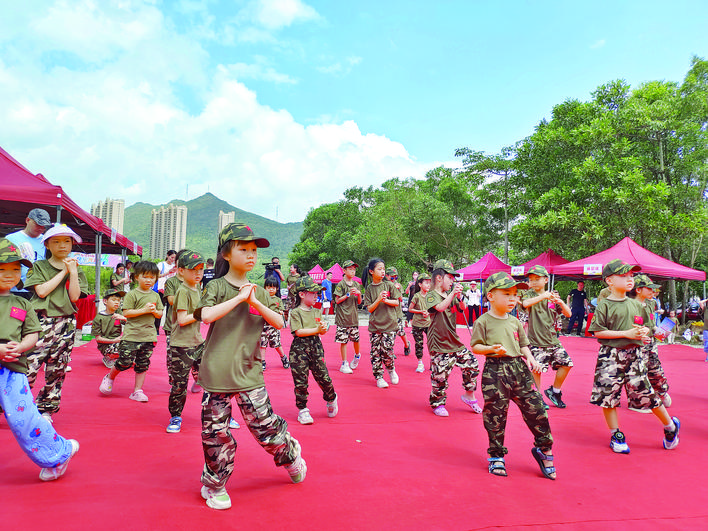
left=553, top=237, right=706, bottom=281
left=516, top=249, right=570, bottom=275
left=308, top=264, right=325, bottom=283
left=324, top=263, right=362, bottom=284
left=456, top=252, right=511, bottom=281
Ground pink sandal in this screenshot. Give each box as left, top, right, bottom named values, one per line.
left=461, top=395, right=483, bottom=414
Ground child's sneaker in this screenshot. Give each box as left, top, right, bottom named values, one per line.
left=281, top=356, right=290, bottom=369
left=99, top=374, right=113, bottom=395
left=376, top=377, right=389, bottom=389
left=403, top=345, right=410, bottom=356
left=262, top=360, right=266, bottom=371
left=544, top=387, right=567, bottom=409
left=129, top=389, right=149, bottom=402
left=433, top=405, right=449, bottom=417
left=388, top=369, right=399, bottom=385
left=229, top=418, right=240, bottom=429
left=166, top=416, right=182, bottom=433
left=663, top=416, right=680, bottom=450
left=326, top=395, right=338, bottom=418
left=610, top=431, right=630, bottom=454
left=201, top=485, right=231, bottom=510
left=350, top=353, right=361, bottom=369
left=662, top=393, right=672, bottom=408
left=39, top=439, right=79, bottom=481
left=339, top=361, right=353, bottom=374
left=298, top=408, right=314, bottom=425
left=285, top=442, right=307, bottom=484
left=415, top=361, right=425, bottom=373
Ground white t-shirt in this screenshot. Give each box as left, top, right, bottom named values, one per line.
left=157, top=260, right=176, bottom=291
left=465, top=288, right=481, bottom=307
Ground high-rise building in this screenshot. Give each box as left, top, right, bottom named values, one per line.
left=91, top=198, right=125, bottom=234
left=218, top=210, right=235, bottom=232
left=150, top=204, right=187, bottom=260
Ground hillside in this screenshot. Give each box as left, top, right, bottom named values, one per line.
left=123, top=193, right=303, bottom=269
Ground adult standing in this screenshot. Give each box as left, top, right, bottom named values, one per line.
left=320, top=271, right=333, bottom=316
left=5, top=208, right=53, bottom=299
left=566, top=281, right=589, bottom=336
left=201, top=258, right=216, bottom=290
left=264, top=256, right=286, bottom=284
left=464, top=280, right=482, bottom=325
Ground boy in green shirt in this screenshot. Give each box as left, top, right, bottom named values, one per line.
left=470, top=272, right=555, bottom=480
left=91, top=288, right=126, bottom=368
left=408, top=272, right=431, bottom=373
left=588, top=260, right=679, bottom=453
left=333, top=260, right=362, bottom=373
left=521, top=265, right=572, bottom=408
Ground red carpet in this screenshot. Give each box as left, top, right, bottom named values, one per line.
left=3, top=327, right=708, bottom=530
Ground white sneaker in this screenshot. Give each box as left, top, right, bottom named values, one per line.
left=663, top=393, right=672, bottom=407
left=129, top=389, right=149, bottom=402
left=350, top=354, right=361, bottom=369
left=229, top=418, right=240, bottom=429
left=340, top=361, right=353, bottom=374
left=326, top=395, right=338, bottom=418
left=65, top=365, right=72, bottom=372
left=99, top=374, right=113, bottom=395
left=298, top=408, right=314, bottom=425
left=39, top=439, right=79, bottom=481
left=285, top=440, right=307, bottom=483
left=415, top=361, right=424, bottom=373
left=201, top=485, right=232, bottom=510
left=376, top=377, right=389, bottom=389
left=388, top=369, right=399, bottom=385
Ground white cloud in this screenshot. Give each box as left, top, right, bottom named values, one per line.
left=590, top=39, right=606, bottom=49
left=247, top=0, right=320, bottom=30
left=0, top=2, right=430, bottom=226
left=316, top=56, right=362, bottom=76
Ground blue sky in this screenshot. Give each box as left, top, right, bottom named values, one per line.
left=0, top=1, right=705, bottom=223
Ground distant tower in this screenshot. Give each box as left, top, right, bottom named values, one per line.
left=91, top=198, right=125, bottom=234
left=150, top=204, right=187, bottom=260
left=218, top=210, right=235, bottom=232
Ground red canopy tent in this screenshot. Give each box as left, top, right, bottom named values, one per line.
left=308, top=264, right=325, bottom=283
left=553, top=237, right=706, bottom=281
left=515, top=249, right=570, bottom=275
left=456, top=252, right=511, bottom=281
left=324, top=263, right=362, bottom=284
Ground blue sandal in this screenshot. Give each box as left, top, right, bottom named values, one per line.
left=487, top=457, right=507, bottom=477
left=531, top=447, right=556, bottom=480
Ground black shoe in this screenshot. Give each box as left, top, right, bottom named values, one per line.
left=544, top=387, right=567, bottom=408
left=281, top=356, right=290, bottom=369
left=404, top=345, right=410, bottom=356
left=262, top=360, right=266, bottom=371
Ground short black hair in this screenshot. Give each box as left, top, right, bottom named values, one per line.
left=264, top=276, right=280, bottom=289
left=132, top=260, right=159, bottom=279
left=103, top=294, right=122, bottom=303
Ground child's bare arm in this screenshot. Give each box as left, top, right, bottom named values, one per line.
left=33, top=268, right=68, bottom=299
left=521, top=292, right=550, bottom=308
left=200, top=285, right=252, bottom=324
left=521, top=346, right=542, bottom=373
left=594, top=325, right=647, bottom=341
left=0, top=333, right=39, bottom=362
left=471, top=343, right=507, bottom=356
left=248, top=289, right=285, bottom=329
left=177, top=309, right=196, bottom=327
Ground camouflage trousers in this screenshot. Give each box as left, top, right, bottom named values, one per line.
left=640, top=341, right=669, bottom=398
left=411, top=326, right=427, bottom=360
left=26, top=315, right=76, bottom=415
left=290, top=336, right=336, bottom=410
left=395, top=318, right=407, bottom=337
left=201, top=387, right=301, bottom=489
left=590, top=345, right=661, bottom=410
left=260, top=324, right=282, bottom=349
left=429, top=348, right=479, bottom=407
left=482, top=356, right=553, bottom=457
left=114, top=340, right=154, bottom=374
left=168, top=343, right=204, bottom=417
left=97, top=342, right=120, bottom=368
left=369, top=331, right=396, bottom=379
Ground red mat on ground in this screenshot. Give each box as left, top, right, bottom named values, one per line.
left=3, top=328, right=708, bottom=530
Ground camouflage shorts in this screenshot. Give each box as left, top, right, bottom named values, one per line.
left=335, top=326, right=360, bottom=344
left=529, top=344, right=573, bottom=371
left=395, top=319, right=406, bottom=337
left=97, top=342, right=120, bottom=368
left=260, top=324, right=282, bottom=348
left=114, top=340, right=155, bottom=374
left=590, top=345, right=661, bottom=410
left=640, top=341, right=669, bottom=397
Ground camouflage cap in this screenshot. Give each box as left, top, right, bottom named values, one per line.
left=103, top=288, right=126, bottom=299
left=178, top=250, right=206, bottom=269
left=432, top=259, right=458, bottom=277
left=634, top=274, right=660, bottom=289
left=417, top=272, right=431, bottom=281
left=342, top=260, right=358, bottom=270
left=602, top=259, right=640, bottom=278
left=483, top=272, right=529, bottom=296
left=218, top=223, right=270, bottom=249
left=527, top=265, right=549, bottom=277
left=385, top=266, right=398, bottom=276
left=295, top=275, right=324, bottom=293
left=0, top=238, right=33, bottom=268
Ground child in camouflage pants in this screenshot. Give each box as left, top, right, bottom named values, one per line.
left=289, top=276, right=337, bottom=425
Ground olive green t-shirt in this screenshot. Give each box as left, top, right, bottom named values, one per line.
left=170, top=284, right=204, bottom=348
left=587, top=296, right=644, bottom=348
left=91, top=311, right=123, bottom=340
left=638, top=298, right=657, bottom=332
left=286, top=274, right=301, bottom=298
left=470, top=312, right=529, bottom=358
left=522, top=290, right=562, bottom=348
left=409, top=291, right=431, bottom=328
left=195, top=278, right=279, bottom=393
left=423, top=289, right=465, bottom=353
left=597, top=287, right=611, bottom=302
left=364, top=280, right=400, bottom=333
left=391, top=281, right=405, bottom=319
left=289, top=305, right=322, bottom=334
left=24, top=259, right=88, bottom=316
left=163, top=275, right=183, bottom=334
left=110, top=272, right=125, bottom=290
left=0, top=295, right=43, bottom=374
left=269, top=294, right=284, bottom=315
left=333, top=278, right=361, bottom=327
left=121, top=288, right=163, bottom=343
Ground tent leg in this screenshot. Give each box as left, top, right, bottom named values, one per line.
left=95, top=233, right=102, bottom=310
left=55, top=206, right=62, bottom=224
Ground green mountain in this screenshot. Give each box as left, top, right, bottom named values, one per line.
left=123, top=193, right=303, bottom=272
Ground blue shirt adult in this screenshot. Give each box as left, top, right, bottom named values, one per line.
left=6, top=208, right=52, bottom=296
left=321, top=276, right=333, bottom=302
